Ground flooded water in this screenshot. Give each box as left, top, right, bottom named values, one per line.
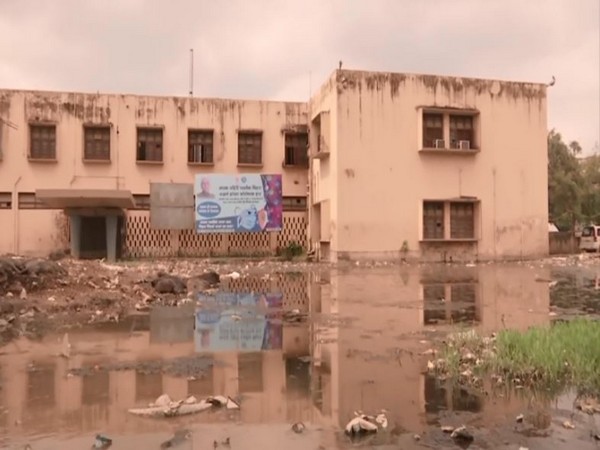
left=1, top=263, right=600, bottom=449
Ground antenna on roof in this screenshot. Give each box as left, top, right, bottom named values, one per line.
left=189, top=48, right=194, bottom=97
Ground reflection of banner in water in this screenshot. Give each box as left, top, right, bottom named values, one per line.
left=194, top=292, right=283, bottom=352
left=194, top=174, right=282, bottom=233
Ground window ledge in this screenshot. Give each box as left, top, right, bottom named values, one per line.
left=28, top=157, right=57, bottom=163
left=419, top=148, right=480, bottom=155
left=420, top=238, right=478, bottom=243
left=282, top=163, right=309, bottom=169
left=188, top=162, right=215, bottom=167
left=237, top=163, right=263, bottom=168
left=312, top=151, right=330, bottom=160
left=83, top=159, right=111, bottom=164
left=136, top=160, right=164, bottom=165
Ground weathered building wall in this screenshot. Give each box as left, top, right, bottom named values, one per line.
left=308, top=76, right=338, bottom=259
left=0, top=90, right=308, bottom=256
left=315, top=70, right=548, bottom=261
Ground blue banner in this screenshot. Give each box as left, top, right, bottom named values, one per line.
left=194, top=174, right=283, bottom=233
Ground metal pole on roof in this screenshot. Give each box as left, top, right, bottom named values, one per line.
left=189, top=48, right=194, bottom=97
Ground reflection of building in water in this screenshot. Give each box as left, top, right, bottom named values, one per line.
left=0, top=275, right=316, bottom=439
left=310, top=265, right=551, bottom=430
left=0, top=267, right=553, bottom=440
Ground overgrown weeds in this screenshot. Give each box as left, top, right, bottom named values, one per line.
left=432, top=319, right=600, bottom=394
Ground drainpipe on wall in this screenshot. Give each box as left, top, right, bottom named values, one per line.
left=13, top=175, right=21, bottom=254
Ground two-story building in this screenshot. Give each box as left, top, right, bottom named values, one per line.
left=0, top=92, right=309, bottom=259
left=0, top=69, right=549, bottom=262
left=308, top=70, right=548, bottom=262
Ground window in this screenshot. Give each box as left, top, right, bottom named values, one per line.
left=18, top=192, right=47, bottom=209
left=29, top=124, right=56, bottom=160
left=284, top=132, right=308, bottom=167
left=423, top=200, right=477, bottom=240
left=450, top=202, right=475, bottom=239
left=132, top=194, right=150, bottom=210
left=188, top=129, right=213, bottom=164
left=84, top=126, right=110, bottom=161
left=450, top=115, right=474, bottom=149
left=0, top=192, right=11, bottom=209
left=423, top=113, right=444, bottom=148
left=423, top=201, right=444, bottom=239
left=136, top=128, right=163, bottom=162
left=282, top=196, right=307, bottom=211
left=238, top=131, right=262, bottom=165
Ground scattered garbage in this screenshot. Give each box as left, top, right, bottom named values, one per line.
left=562, top=420, right=575, bottom=429
left=575, top=396, right=600, bottom=414
left=413, top=434, right=421, bottom=441
left=441, top=425, right=455, bottom=433
left=93, top=434, right=112, bottom=449
left=128, top=394, right=240, bottom=418
left=292, top=422, right=306, bottom=434
left=20, top=287, right=27, bottom=299
left=516, top=413, right=524, bottom=423
left=344, top=411, right=388, bottom=439
left=450, top=426, right=474, bottom=443
left=223, top=271, right=241, bottom=280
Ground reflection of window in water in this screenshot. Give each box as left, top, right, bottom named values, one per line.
left=188, top=369, right=214, bottom=397
left=27, top=363, right=56, bottom=407
left=135, top=371, right=163, bottom=402
left=285, top=358, right=310, bottom=395
left=423, top=283, right=479, bottom=325
left=82, top=370, right=110, bottom=405
left=424, top=375, right=482, bottom=413
left=238, top=353, right=263, bottom=393
left=423, top=284, right=446, bottom=325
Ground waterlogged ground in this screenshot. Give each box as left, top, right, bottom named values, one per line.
left=2, top=259, right=600, bottom=449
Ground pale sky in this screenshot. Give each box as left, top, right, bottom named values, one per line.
left=1, top=0, right=598, bottom=152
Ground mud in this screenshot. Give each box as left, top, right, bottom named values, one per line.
left=2, top=256, right=600, bottom=448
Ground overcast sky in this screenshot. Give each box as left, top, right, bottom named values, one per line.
left=1, top=0, right=598, bottom=152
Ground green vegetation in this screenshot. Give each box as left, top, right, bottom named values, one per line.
left=549, top=130, right=600, bottom=230
left=436, top=319, right=600, bottom=393
left=491, top=319, right=600, bottom=392
left=279, top=241, right=303, bottom=261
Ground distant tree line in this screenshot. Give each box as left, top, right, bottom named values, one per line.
left=548, top=130, right=600, bottom=230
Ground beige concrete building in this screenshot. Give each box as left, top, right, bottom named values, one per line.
left=0, top=90, right=309, bottom=259
left=309, top=70, right=549, bottom=262
left=0, top=68, right=548, bottom=261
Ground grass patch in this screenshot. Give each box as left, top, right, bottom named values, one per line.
left=435, top=319, right=600, bottom=394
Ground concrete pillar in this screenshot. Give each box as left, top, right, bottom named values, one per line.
left=70, top=215, right=81, bottom=259
left=106, top=215, right=118, bottom=262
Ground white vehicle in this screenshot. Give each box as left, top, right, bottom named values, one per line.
left=579, top=225, right=600, bottom=252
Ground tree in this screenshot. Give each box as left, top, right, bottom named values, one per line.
left=548, top=130, right=585, bottom=230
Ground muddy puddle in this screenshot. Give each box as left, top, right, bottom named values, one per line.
left=1, top=262, right=600, bottom=449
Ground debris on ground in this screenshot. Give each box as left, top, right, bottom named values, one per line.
left=344, top=411, right=388, bottom=439
left=93, top=434, right=112, bottom=449
left=516, top=413, right=524, bottom=423
left=292, top=422, right=306, bottom=434
left=575, top=396, right=600, bottom=414
left=562, top=420, right=575, bottom=429
left=450, top=425, right=474, bottom=443
left=128, top=394, right=240, bottom=418
left=441, top=425, right=455, bottom=433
